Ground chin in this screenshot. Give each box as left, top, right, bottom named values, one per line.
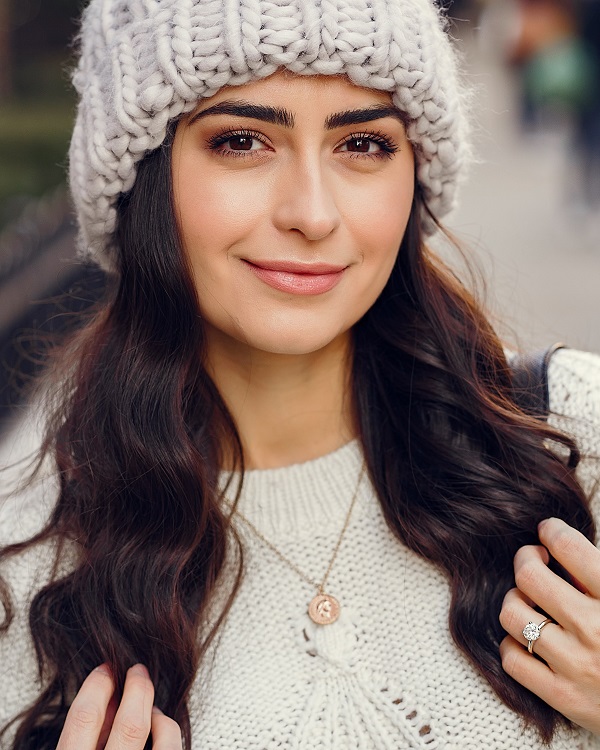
left=230, top=324, right=351, bottom=357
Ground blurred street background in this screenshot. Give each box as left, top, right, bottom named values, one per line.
left=0, top=0, right=599, bottom=444
left=447, top=0, right=600, bottom=355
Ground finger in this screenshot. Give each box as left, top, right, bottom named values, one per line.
left=499, top=588, right=571, bottom=669
left=98, top=695, right=118, bottom=750
left=538, top=518, right=600, bottom=598
left=500, top=635, right=564, bottom=708
left=105, top=665, right=154, bottom=750
left=57, top=665, right=115, bottom=750
left=514, top=544, right=591, bottom=630
left=151, top=707, right=183, bottom=750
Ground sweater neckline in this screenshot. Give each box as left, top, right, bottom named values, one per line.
left=219, top=439, right=369, bottom=538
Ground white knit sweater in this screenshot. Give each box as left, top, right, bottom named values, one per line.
left=1, top=348, right=600, bottom=749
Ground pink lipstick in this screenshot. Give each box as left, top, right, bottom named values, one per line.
left=243, top=260, right=347, bottom=295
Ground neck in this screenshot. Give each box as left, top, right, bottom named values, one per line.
left=205, top=328, right=356, bottom=469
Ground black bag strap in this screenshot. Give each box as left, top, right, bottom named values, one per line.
left=509, top=343, right=566, bottom=420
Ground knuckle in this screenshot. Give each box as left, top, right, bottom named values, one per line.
left=499, top=600, right=520, bottom=633
left=127, top=668, right=151, bottom=687
left=117, top=715, right=149, bottom=745
left=552, top=528, right=578, bottom=557
left=500, top=645, right=521, bottom=677
left=587, top=622, right=600, bottom=644
left=69, top=703, right=104, bottom=732
left=153, top=714, right=182, bottom=743
left=578, top=611, right=600, bottom=642
left=514, top=560, right=539, bottom=592
left=574, top=645, right=600, bottom=680
left=163, top=716, right=182, bottom=735
left=125, top=668, right=155, bottom=699
left=513, top=545, right=532, bottom=567
left=551, top=678, right=577, bottom=712
left=88, top=668, right=113, bottom=686
left=152, top=713, right=183, bottom=749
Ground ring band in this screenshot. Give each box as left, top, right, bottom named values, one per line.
left=522, top=619, right=552, bottom=654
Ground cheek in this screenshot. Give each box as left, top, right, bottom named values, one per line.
left=347, top=172, right=414, bottom=283
left=176, top=175, right=269, bottom=263
left=173, top=171, right=273, bottom=335
left=172, top=133, right=271, bottom=275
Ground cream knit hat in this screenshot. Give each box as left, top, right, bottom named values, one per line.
left=70, top=0, right=470, bottom=272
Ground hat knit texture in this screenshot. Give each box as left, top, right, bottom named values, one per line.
left=70, top=0, right=471, bottom=272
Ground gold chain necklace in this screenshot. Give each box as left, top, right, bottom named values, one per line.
left=228, top=462, right=366, bottom=626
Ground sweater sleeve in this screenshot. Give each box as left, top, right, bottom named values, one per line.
left=547, top=347, right=600, bottom=512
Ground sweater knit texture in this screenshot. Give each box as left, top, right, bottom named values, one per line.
left=1, top=347, right=600, bottom=748
left=69, top=0, right=470, bottom=271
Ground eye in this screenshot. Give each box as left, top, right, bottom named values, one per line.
left=223, top=135, right=263, bottom=152
left=336, top=132, right=398, bottom=158
left=207, top=129, right=270, bottom=156
left=340, top=138, right=381, bottom=153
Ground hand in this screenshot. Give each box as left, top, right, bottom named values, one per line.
left=500, top=517, right=600, bottom=735
left=57, top=663, right=182, bottom=750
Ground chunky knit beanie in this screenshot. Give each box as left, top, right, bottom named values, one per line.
left=70, top=0, right=470, bottom=273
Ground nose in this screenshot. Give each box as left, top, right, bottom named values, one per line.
left=272, top=158, right=341, bottom=241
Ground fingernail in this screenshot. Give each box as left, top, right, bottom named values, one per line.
left=538, top=519, right=550, bottom=533
left=94, top=664, right=111, bottom=675
left=130, top=664, right=149, bottom=678
left=152, top=706, right=164, bottom=715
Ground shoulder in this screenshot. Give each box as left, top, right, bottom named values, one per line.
left=547, top=348, right=600, bottom=508
left=0, top=409, right=60, bottom=615
left=548, top=348, right=600, bottom=416
left=0, top=458, right=60, bottom=738
left=0, top=410, right=75, bottom=736
left=0, top=468, right=59, bottom=610
left=0, top=468, right=58, bottom=545
left=0, top=400, right=57, bottom=547
left=547, top=348, right=600, bottom=456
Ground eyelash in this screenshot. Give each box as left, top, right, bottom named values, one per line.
left=207, top=129, right=266, bottom=158
left=206, top=128, right=399, bottom=159
left=338, top=131, right=399, bottom=159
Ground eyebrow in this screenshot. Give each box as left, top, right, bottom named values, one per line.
left=189, top=101, right=295, bottom=127
left=325, top=105, right=407, bottom=129
left=188, top=101, right=407, bottom=129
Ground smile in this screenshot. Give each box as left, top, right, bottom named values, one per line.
left=243, top=260, right=347, bottom=296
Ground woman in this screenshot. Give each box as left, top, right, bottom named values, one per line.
left=1, top=0, right=600, bottom=748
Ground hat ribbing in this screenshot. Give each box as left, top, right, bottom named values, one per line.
left=70, top=0, right=470, bottom=272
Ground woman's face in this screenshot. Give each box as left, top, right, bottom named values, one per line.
left=172, top=71, right=415, bottom=356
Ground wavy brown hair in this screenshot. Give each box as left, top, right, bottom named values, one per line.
left=0, top=124, right=595, bottom=748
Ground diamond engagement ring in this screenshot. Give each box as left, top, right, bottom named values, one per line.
left=522, top=619, right=552, bottom=654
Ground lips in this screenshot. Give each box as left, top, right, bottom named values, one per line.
left=243, top=259, right=347, bottom=295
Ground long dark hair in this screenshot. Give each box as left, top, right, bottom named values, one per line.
left=0, top=123, right=594, bottom=748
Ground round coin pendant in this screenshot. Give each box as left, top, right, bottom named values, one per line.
left=308, top=593, right=340, bottom=625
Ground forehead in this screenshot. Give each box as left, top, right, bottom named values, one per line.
left=189, top=70, right=396, bottom=120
